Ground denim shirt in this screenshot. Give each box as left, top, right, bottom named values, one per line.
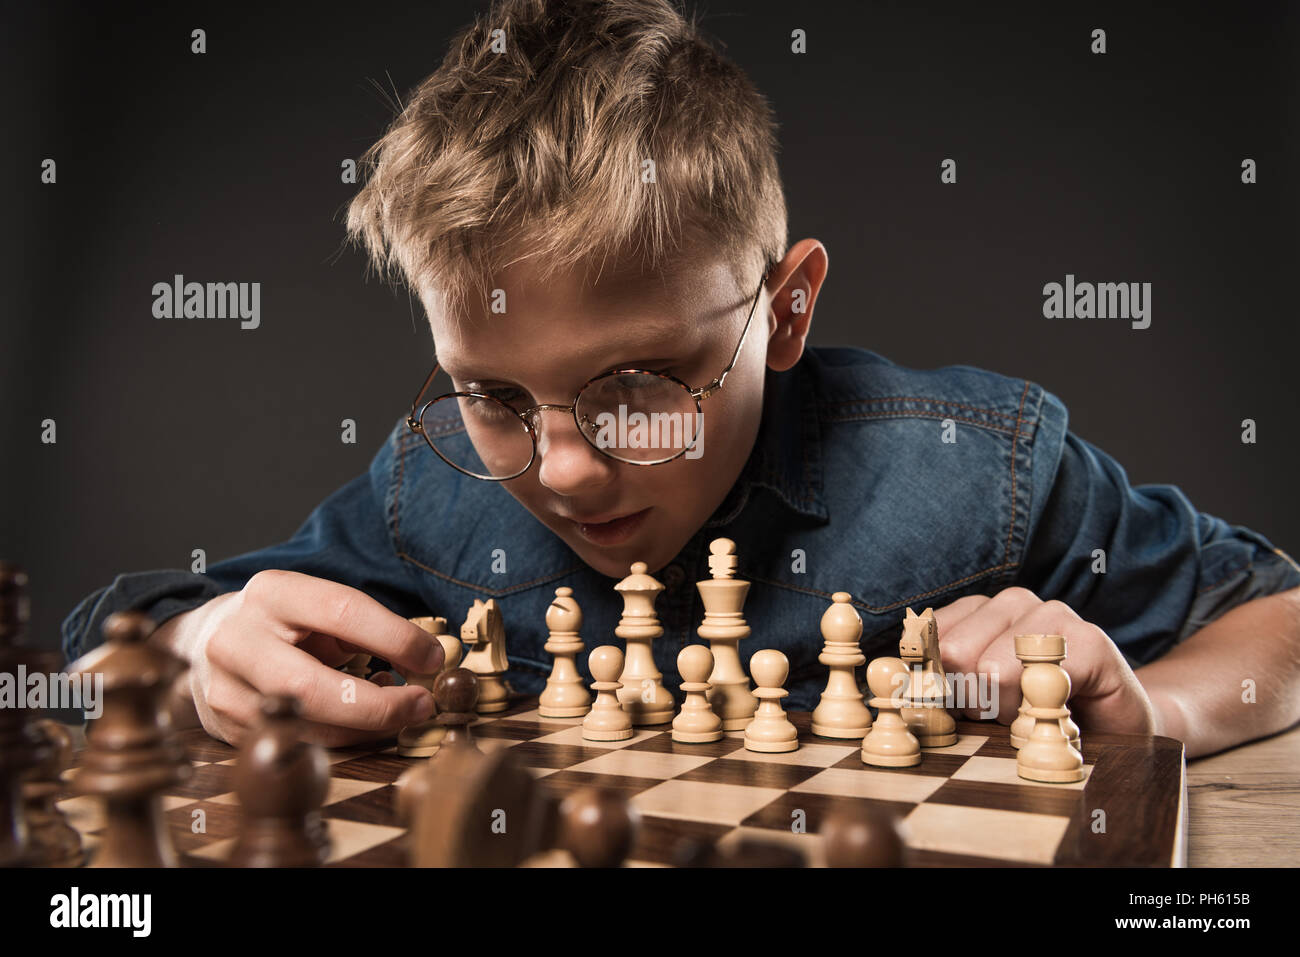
left=63, top=347, right=1300, bottom=711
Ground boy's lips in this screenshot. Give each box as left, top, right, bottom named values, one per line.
left=564, top=508, right=652, bottom=547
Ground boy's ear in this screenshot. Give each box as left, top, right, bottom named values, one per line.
left=766, top=239, right=828, bottom=372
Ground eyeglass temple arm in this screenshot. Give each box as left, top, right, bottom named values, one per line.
left=693, top=271, right=769, bottom=400
left=407, top=362, right=442, bottom=432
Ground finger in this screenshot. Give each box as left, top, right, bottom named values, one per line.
left=369, top=671, right=396, bottom=687
left=940, top=587, right=1043, bottom=685
left=242, top=570, right=445, bottom=673
left=971, top=632, right=1025, bottom=724
left=213, top=627, right=434, bottom=732
left=931, top=594, right=992, bottom=635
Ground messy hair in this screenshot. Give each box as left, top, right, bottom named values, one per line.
left=345, top=0, right=788, bottom=319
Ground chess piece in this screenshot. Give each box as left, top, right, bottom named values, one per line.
left=695, top=538, right=758, bottom=731
left=820, top=805, right=905, bottom=867
left=898, top=607, right=956, bottom=748
left=672, top=645, right=723, bottom=743
left=229, top=695, right=331, bottom=867
left=396, top=616, right=461, bottom=757
left=744, top=649, right=798, bottom=753
left=539, top=587, right=591, bottom=718
left=1015, top=635, right=1085, bottom=784
left=584, top=646, right=633, bottom=742
left=433, top=668, right=481, bottom=752
left=68, top=610, right=192, bottom=867
left=861, top=657, right=921, bottom=768
left=461, top=598, right=510, bottom=713
left=556, top=787, right=639, bottom=868
left=21, top=720, right=84, bottom=867
left=1009, top=633, right=1081, bottom=751
left=613, top=562, right=674, bottom=724
left=812, top=592, right=872, bottom=739
left=0, top=563, right=52, bottom=867
left=398, top=744, right=545, bottom=867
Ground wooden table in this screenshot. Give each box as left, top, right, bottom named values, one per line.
left=1186, top=723, right=1300, bottom=866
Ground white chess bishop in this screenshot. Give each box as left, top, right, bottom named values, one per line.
left=812, top=592, right=872, bottom=739
left=539, top=587, right=591, bottom=718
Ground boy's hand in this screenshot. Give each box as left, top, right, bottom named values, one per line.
left=153, top=570, right=444, bottom=747
left=932, top=587, right=1156, bottom=735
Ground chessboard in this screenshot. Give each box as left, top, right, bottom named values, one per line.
left=54, top=695, right=1187, bottom=867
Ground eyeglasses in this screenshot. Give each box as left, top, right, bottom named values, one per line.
left=406, top=270, right=769, bottom=480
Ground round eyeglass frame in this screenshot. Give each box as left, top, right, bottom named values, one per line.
left=406, top=268, right=770, bottom=481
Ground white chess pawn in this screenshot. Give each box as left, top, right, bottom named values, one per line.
left=861, top=657, right=921, bottom=768
left=744, top=650, right=798, bottom=753
left=539, top=587, right=591, bottom=718
left=1016, top=640, right=1084, bottom=784
left=396, top=617, right=463, bottom=758
left=584, top=646, right=634, bottom=742
left=673, top=646, right=723, bottom=743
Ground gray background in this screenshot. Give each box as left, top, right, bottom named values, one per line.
left=4, top=0, right=1297, bottom=655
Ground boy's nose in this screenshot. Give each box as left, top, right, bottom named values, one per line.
left=530, top=408, right=617, bottom=494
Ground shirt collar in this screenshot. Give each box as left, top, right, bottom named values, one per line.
left=706, top=356, right=828, bottom=527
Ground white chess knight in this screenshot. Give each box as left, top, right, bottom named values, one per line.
left=460, top=598, right=510, bottom=713
left=812, top=592, right=872, bottom=739
left=695, top=538, right=758, bottom=731
left=897, top=607, right=956, bottom=748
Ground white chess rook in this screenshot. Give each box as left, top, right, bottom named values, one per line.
left=1009, top=633, right=1081, bottom=751
left=1015, top=634, right=1084, bottom=784
left=696, top=538, right=758, bottom=731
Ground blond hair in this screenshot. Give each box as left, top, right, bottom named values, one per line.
left=345, top=0, right=787, bottom=318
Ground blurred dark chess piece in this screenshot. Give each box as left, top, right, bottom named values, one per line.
left=397, top=744, right=545, bottom=867
left=433, top=667, right=480, bottom=752
left=68, top=610, right=192, bottom=867
left=555, top=786, right=639, bottom=868
left=229, top=695, right=331, bottom=867
left=22, top=720, right=85, bottom=867
left=820, top=805, right=906, bottom=867
left=0, top=563, right=54, bottom=866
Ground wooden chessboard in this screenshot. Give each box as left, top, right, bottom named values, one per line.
left=55, top=696, right=1187, bottom=867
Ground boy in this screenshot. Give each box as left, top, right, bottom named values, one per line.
left=63, top=0, right=1300, bottom=757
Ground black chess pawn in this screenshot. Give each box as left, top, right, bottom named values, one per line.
left=820, top=805, right=906, bottom=867
left=556, top=787, right=639, bottom=868
left=229, top=695, right=331, bottom=867
left=433, top=668, right=480, bottom=752
left=68, top=610, right=191, bottom=867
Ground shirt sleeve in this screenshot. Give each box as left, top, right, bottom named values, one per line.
left=60, top=420, right=427, bottom=664
left=1017, top=429, right=1300, bottom=666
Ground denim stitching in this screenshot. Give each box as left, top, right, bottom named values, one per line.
left=824, top=410, right=1016, bottom=435
left=1004, top=381, right=1030, bottom=565
left=824, top=396, right=1021, bottom=421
